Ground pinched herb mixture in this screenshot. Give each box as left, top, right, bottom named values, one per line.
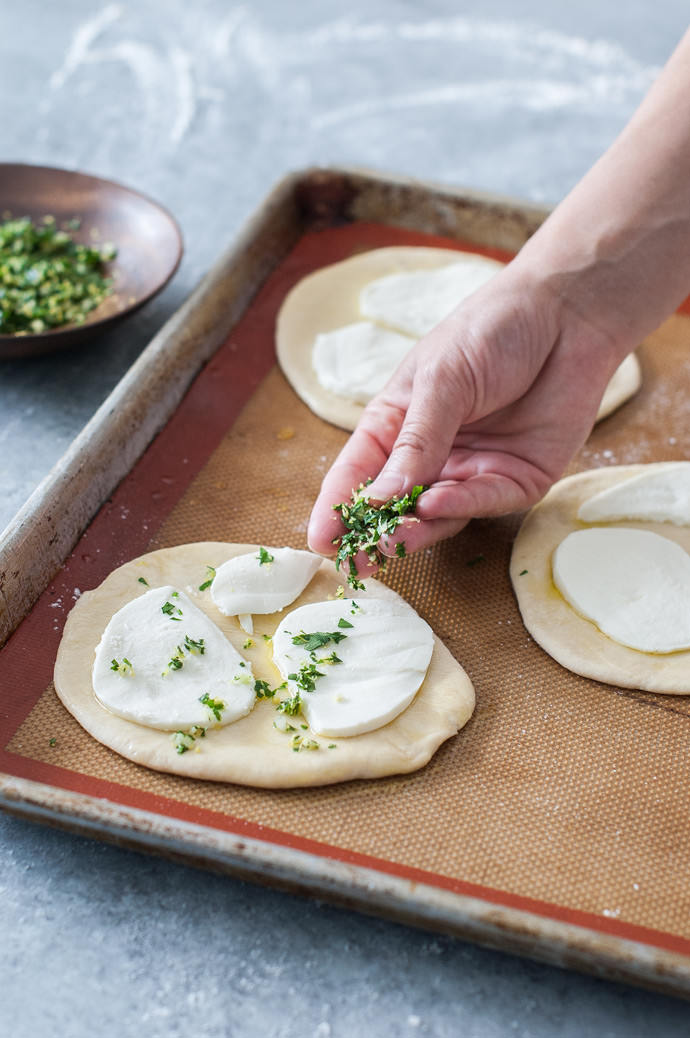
left=0, top=216, right=116, bottom=334
left=333, top=482, right=425, bottom=589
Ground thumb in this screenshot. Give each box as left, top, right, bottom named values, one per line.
left=367, top=353, right=471, bottom=501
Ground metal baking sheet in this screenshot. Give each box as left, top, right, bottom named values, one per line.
left=1, top=167, right=689, bottom=999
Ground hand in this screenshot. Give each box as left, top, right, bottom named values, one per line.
left=308, top=264, right=623, bottom=566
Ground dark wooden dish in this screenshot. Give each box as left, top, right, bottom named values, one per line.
left=0, top=163, right=183, bottom=358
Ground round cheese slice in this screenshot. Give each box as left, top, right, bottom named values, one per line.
left=577, top=460, right=690, bottom=525
left=93, top=585, right=255, bottom=729
left=511, top=465, right=690, bottom=693
left=272, top=598, right=434, bottom=737
left=210, top=547, right=322, bottom=617
left=359, top=257, right=501, bottom=338
left=312, top=321, right=415, bottom=404
left=553, top=528, right=690, bottom=653
left=54, top=542, right=475, bottom=787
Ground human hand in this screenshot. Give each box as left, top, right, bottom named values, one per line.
left=308, top=264, right=623, bottom=568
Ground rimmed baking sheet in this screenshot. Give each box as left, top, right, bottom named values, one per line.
left=1, top=169, right=689, bottom=998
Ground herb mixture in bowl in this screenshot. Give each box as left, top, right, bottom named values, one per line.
left=0, top=216, right=117, bottom=335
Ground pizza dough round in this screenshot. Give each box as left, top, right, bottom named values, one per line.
left=510, top=465, right=690, bottom=694
left=276, top=245, right=641, bottom=431
left=55, top=542, right=475, bottom=787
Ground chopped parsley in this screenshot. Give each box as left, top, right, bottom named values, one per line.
left=183, top=634, right=205, bottom=655
left=242, top=638, right=254, bottom=649
left=395, top=542, right=407, bottom=559
left=262, top=633, right=272, bottom=643
left=199, top=693, right=225, bottom=722
left=337, top=618, right=353, bottom=629
left=257, top=546, right=274, bottom=566
left=333, top=482, right=424, bottom=589
left=137, top=576, right=149, bottom=586
left=519, top=569, right=528, bottom=576
left=328, top=744, right=337, bottom=750
left=232, top=671, right=253, bottom=685
left=291, top=629, right=347, bottom=653
left=334, top=585, right=345, bottom=599
left=0, top=216, right=117, bottom=335
left=254, top=679, right=286, bottom=699
left=110, top=657, right=133, bottom=675
left=172, top=726, right=206, bottom=755
left=48, top=737, right=57, bottom=747
left=198, top=566, right=216, bottom=592
left=466, top=554, right=486, bottom=568
left=167, top=652, right=184, bottom=671
left=287, top=662, right=326, bottom=693
left=277, top=693, right=303, bottom=716
left=162, top=599, right=183, bottom=620
left=291, top=734, right=319, bottom=752
left=314, top=652, right=342, bottom=665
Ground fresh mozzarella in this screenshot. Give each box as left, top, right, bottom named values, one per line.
left=553, top=528, right=690, bottom=653
left=211, top=547, right=322, bottom=617
left=93, top=586, right=255, bottom=729
left=359, top=258, right=501, bottom=338
left=272, top=598, right=434, bottom=737
left=312, top=321, right=415, bottom=404
left=578, top=463, right=690, bottom=526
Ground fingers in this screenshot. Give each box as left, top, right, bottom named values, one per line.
left=366, top=336, right=474, bottom=502
left=307, top=397, right=406, bottom=555
left=378, top=515, right=471, bottom=557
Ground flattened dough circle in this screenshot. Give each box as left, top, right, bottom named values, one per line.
left=55, top=542, right=475, bottom=786
left=276, top=245, right=640, bottom=431
left=511, top=464, right=690, bottom=694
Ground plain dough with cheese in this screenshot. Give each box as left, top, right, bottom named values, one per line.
left=54, top=542, right=475, bottom=786
left=276, top=245, right=641, bottom=432
left=510, top=465, right=690, bottom=693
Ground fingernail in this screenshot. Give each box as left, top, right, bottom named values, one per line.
left=368, top=473, right=406, bottom=502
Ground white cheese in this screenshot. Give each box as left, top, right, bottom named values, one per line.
left=359, top=258, right=501, bottom=338
left=552, top=528, right=690, bottom=653
left=577, top=463, right=690, bottom=526
left=92, top=586, right=255, bottom=729
left=312, top=321, right=415, bottom=404
left=272, top=598, right=434, bottom=737
left=211, top=547, right=322, bottom=618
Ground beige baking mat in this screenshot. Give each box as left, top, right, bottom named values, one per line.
left=8, top=313, right=690, bottom=939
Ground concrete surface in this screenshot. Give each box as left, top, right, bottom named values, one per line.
left=2, top=2, right=689, bottom=1034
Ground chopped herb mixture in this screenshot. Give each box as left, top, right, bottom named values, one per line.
left=0, top=216, right=116, bottom=335
left=333, top=482, right=424, bottom=589
left=256, top=546, right=275, bottom=566
left=161, top=599, right=183, bottom=620
left=198, top=566, right=216, bottom=591
left=137, top=576, right=149, bottom=586
left=173, top=725, right=206, bottom=755
left=290, top=629, right=347, bottom=653
left=199, top=693, right=225, bottom=722
left=110, top=657, right=133, bottom=675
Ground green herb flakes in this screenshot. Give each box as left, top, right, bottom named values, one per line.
left=466, top=554, right=486, bottom=568
left=162, top=600, right=183, bottom=620
left=48, top=737, right=57, bottom=747
left=198, top=566, right=216, bottom=592
left=337, top=618, right=353, bottom=629
left=137, top=576, right=149, bottom=586
left=257, top=546, right=275, bottom=566
left=242, top=638, right=254, bottom=649
left=110, top=657, right=133, bottom=676
left=291, top=629, right=347, bottom=653
left=333, top=482, right=424, bottom=588
left=0, top=216, right=117, bottom=335
left=199, top=693, right=225, bottom=722
left=291, top=734, right=319, bottom=752
left=254, top=679, right=286, bottom=699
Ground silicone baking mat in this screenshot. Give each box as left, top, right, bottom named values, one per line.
left=2, top=221, right=690, bottom=963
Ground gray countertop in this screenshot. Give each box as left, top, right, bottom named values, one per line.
left=2, top=1, right=689, bottom=1033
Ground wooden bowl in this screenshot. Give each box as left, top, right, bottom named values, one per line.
left=0, top=164, right=183, bottom=358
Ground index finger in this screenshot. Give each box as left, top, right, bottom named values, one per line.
left=307, top=396, right=405, bottom=555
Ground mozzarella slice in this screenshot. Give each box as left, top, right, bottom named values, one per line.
left=211, top=547, right=322, bottom=617
left=578, top=463, right=690, bottom=526
left=93, top=586, right=255, bottom=729
left=272, top=598, right=434, bottom=737
left=553, top=528, right=690, bottom=653
left=359, top=258, right=502, bottom=338
left=312, top=321, right=415, bottom=404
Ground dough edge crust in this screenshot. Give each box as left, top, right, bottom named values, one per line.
left=54, top=542, right=476, bottom=787
left=510, top=463, right=690, bottom=694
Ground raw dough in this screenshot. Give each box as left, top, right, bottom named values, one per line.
left=276, top=245, right=642, bottom=432
left=510, top=465, right=690, bottom=693
left=595, top=352, right=642, bottom=422
left=54, top=542, right=475, bottom=786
